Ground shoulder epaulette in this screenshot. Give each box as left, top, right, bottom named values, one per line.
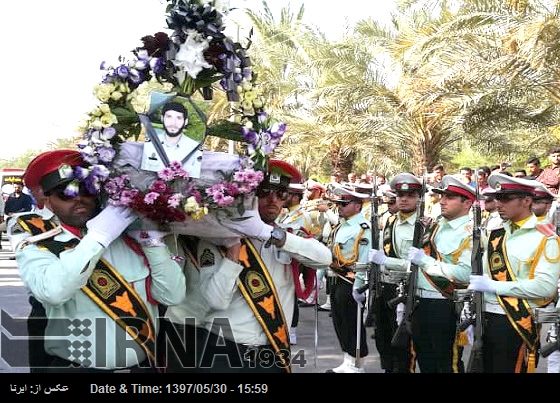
left=17, top=214, right=58, bottom=235
left=16, top=214, right=61, bottom=244
left=536, top=223, right=556, bottom=238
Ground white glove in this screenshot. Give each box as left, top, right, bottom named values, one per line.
left=352, top=287, right=366, bottom=305
left=127, top=229, right=170, bottom=246
left=368, top=249, right=387, bottom=265
left=468, top=274, right=498, bottom=293
left=86, top=206, right=137, bottom=248
left=408, top=246, right=426, bottom=266
left=218, top=208, right=273, bottom=241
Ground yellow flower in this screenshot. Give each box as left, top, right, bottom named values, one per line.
left=93, top=83, right=115, bottom=103
left=90, top=119, right=104, bottom=130
left=111, top=91, right=124, bottom=101
left=184, top=196, right=200, bottom=213
left=244, top=90, right=257, bottom=102
left=252, top=98, right=263, bottom=109
left=100, top=113, right=118, bottom=127
left=100, top=104, right=111, bottom=114
left=242, top=80, right=253, bottom=91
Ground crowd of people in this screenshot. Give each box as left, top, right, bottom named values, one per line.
left=4, top=145, right=560, bottom=374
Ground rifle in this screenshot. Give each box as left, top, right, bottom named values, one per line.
left=390, top=172, right=427, bottom=349
left=535, top=307, right=560, bottom=357
left=465, top=170, right=484, bottom=373
left=364, top=177, right=381, bottom=327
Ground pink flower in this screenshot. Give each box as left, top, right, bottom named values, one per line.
left=151, top=180, right=168, bottom=193
left=158, top=167, right=175, bottom=181
left=168, top=194, right=183, bottom=208
left=144, top=192, right=160, bottom=204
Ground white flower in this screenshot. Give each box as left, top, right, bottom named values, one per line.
left=173, top=31, right=212, bottom=80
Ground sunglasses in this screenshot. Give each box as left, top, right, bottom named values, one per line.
left=256, top=188, right=289, bottom=201
left=495, top=194, right=526, bottom=203
left=333, top=199, right=353, bottom=206
left=49, top=184, right=93, bottom=201
left=387, top=200, right=396, bottom=205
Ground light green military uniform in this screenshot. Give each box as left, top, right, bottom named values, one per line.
left=16, top=230, right=186, bottom=369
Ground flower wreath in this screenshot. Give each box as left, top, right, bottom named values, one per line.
left=74, top=0, right=285, bottom=227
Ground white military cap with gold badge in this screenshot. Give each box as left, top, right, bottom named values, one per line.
left=488, top=173, right=537, bottom=196
left=389, top=173, right=422, bottom=193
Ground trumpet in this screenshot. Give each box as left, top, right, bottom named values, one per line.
left=303, top=198, right=333, bottom=211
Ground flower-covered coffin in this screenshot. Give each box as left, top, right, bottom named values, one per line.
left=76, top=0, right=286, bottom=233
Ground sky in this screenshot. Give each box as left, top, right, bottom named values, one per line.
left=0, top=0, right=396, bottom=160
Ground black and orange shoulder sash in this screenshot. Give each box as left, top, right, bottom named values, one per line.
left=237, top=238, right=291, bottom=373
left=487, top=227, right=540, bottom=369
left=382, top=214, right=398, bottom=258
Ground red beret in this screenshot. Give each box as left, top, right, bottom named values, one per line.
left=24, top=150, right=84, bottom=192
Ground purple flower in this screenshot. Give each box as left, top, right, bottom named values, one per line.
left=83, top=177, right=100, bottom=195
left=115, top=65, right=130, bottom=78
left=242, top=126, right=257, bottom=144
left=128, top=69, right=142, bottom=85
left=135, top=58, right=149, bottom=70
left=150, top=57, right=165, bottom=73
left=91, top=164, right=110, bottom=179
left=97, top=147, right=116, bottom=163
left=64, top=181, right=80, bottom=198
left=73, top=166, right=90, bottom=181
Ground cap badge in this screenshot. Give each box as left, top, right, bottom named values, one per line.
left=58, top=164, right=74, bottom=179
left=401, top=183, right=409, bottom=190
left=269, top=172, right=281, bottom=185
left=495, top=183, right=502, bottom=191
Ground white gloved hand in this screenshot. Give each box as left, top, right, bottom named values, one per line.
left=368, top=249, right=387, bottom=265
left=127, top=229, right=170, bottom=246
left=468, top=274, right=498, bottom=293
left=218, top=207, right=273, bottom=241
left=408, top=246, right=427, bottom=266
left=352, top=287, right=366, bottom=305
left=86, top=206, right=137, bottom=248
